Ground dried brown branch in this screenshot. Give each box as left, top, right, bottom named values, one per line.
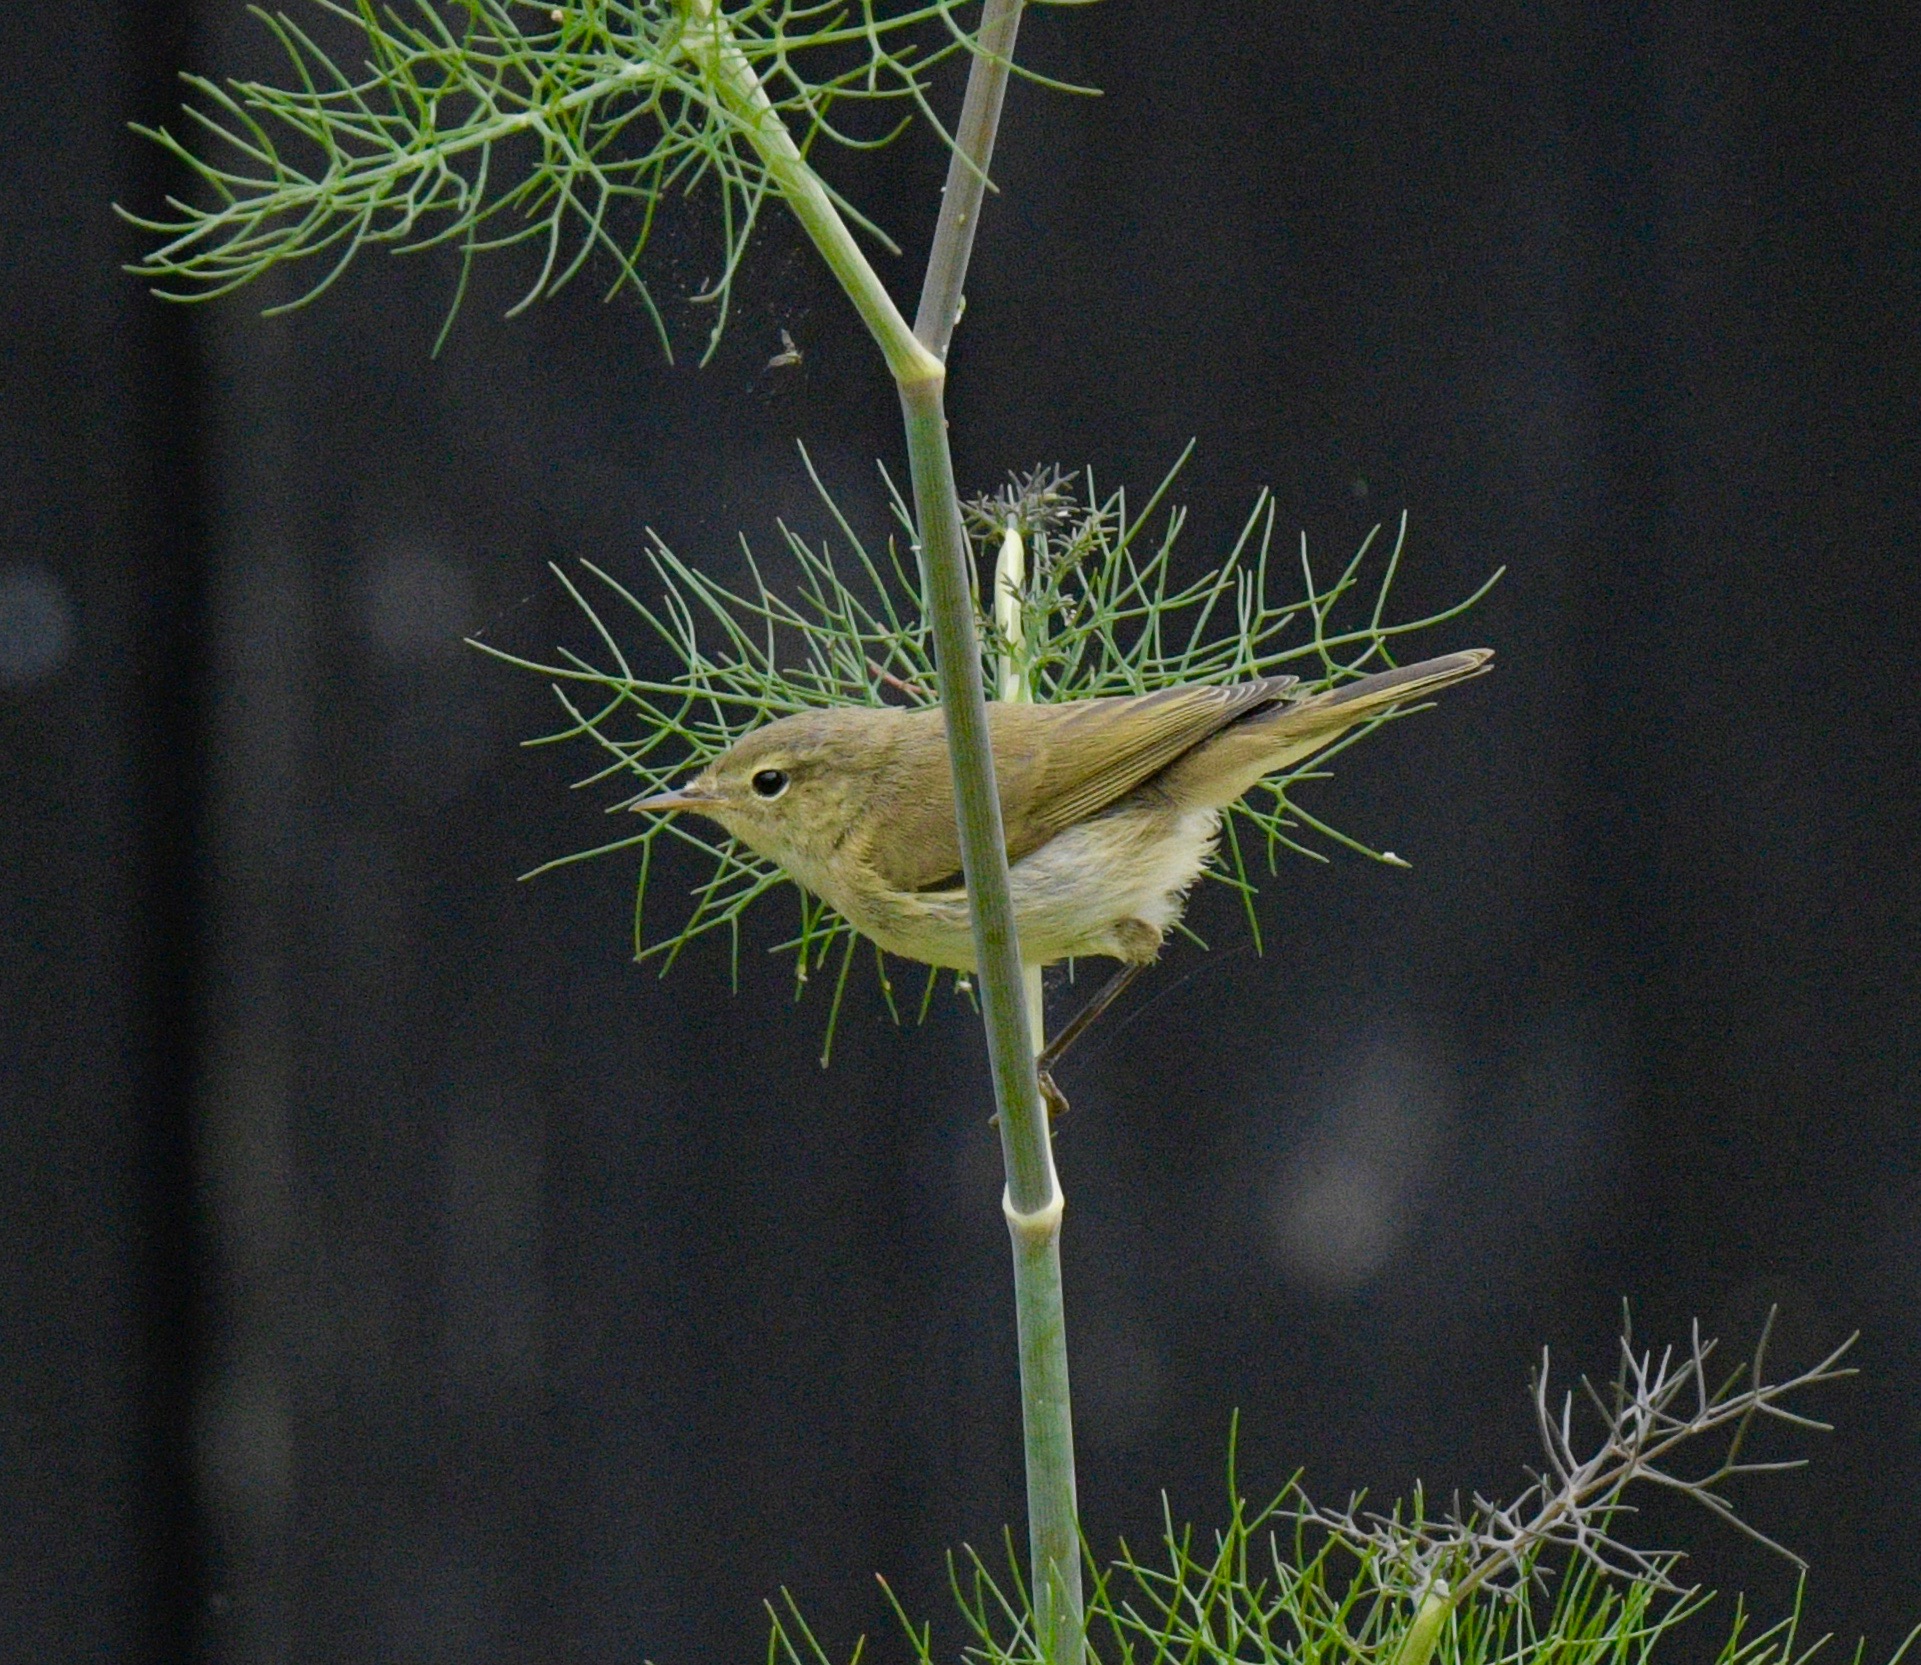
left=1300, top=1307, right=1857, bottom=1604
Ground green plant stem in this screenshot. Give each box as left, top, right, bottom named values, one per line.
left=702, top=2, right=1082, bottom=1655
left=1007, top=1189, right=1076, bottom=1658
left=897, top=379, right=1082, bottom=1662
left=905, top=6, right=1084, bottom=1659
left=915, top=0, right=1027, bottom=361
left=891, top=389, right=1049, bottom=1199
left=684, top=0, right=942, bottom=386
left=1388, top=1586, right=1454, bottom=1665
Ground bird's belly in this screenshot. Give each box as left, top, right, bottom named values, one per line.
left=847, top=806, right=1221, bottom=971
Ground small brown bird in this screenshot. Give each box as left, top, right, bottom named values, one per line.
left=632, top=650, right=1491, bottom=975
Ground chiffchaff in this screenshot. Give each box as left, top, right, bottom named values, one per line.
left=631, top=650, right=1491, bottom=974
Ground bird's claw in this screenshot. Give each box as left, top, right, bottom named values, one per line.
left=1038, top=1068, right=1070, bottom=1121
left=986, top=1068, right=1070, bottom=1126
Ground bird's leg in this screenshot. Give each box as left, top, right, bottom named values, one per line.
left=1034, top=961, right=1146, bottom=1118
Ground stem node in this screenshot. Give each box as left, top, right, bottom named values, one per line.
left=1003, top=1185, right=1065, bottom=1243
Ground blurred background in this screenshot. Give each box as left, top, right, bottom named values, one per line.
left=5, top=1, right=1918, bottom=1658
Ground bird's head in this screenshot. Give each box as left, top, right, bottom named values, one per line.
left=629, top=709, right=881, bottom=891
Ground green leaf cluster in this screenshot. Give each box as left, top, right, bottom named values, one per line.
left=474, top=447, right=1498, bottom=1058
left=764, top=1318, right=1910, bottom=1665
left=124, top=0, right=1013, bottom=356
left=768, top=1491, right=1852, bottom=1665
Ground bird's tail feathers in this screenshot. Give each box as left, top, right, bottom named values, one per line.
left=1299, top=648, right=1494, bottom=723
left=1155, top=649, right=1493, bottom=810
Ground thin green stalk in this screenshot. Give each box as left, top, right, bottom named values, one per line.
left=654, top=5, right=1079, bottom=1652
left=1387, top=1586, right=1454, bottom=1665
left=903, top=5, right=1083, bottom=1659
left=915, top=0, right=1028, bottom=360
left=892, top=385, right=1051, bottom=1200
left=684, top=0, right=942, bottom=387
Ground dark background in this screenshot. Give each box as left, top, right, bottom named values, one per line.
left=5, top=0, right=1918, bottom=1658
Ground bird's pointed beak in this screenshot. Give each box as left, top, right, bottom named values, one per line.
left=628, top=782, right=719, bottom=814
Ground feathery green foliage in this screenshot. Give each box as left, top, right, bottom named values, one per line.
left=786, top=1530, right=1697, bottom=1665
left=472, top=446, right=1498, bottom=1054
left=766, top=1316, right=1906, bottom=1665
left=767, top=1493, right=1839, bottom=1665
left=124, top=0, right=1060, bottom=357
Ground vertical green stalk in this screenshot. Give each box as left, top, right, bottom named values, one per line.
left=898, top=381, right=1079, bottom=1660
left=1388, top=1585, right=1454, bottom=1665
left=906, top=10, right=1084, bottom=1658
left=699, top=2, right=1083, bottom=1656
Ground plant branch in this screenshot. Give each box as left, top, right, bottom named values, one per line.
left=707, top=0, right=1077, bottom=1641
left=1299, top=1309, right=1858, bottom=1609
left=125, top=0, right=992, bottom=360
left=899, top=4, right=1084, bottom=1658
left=914, top=0, right=1026, bottom=357
left=688, top=0, right=942, bottom=384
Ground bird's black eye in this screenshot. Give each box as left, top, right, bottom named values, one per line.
left=750, top=768, right=790, bottom=800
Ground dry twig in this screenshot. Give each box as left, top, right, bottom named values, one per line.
left=1301, top=1307, right=1857, bottom=1603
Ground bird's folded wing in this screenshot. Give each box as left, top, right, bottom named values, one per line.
left=865, top=677, right=1298, bottom=893
left=1004, top=678, right=1297, bottom=856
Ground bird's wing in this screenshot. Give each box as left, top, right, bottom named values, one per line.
left=1001, top=677, right=1297, bottom=860
left=1021, top=675, right=1306, bottom=841
left=862, top=678, right=1299, bottom=893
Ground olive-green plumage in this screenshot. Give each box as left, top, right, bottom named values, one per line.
left=634, top=650, right=1491, bottom=971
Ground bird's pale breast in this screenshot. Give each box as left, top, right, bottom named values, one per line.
left=844, top=801, right=1222, bottom=971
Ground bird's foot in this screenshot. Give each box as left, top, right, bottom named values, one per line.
left=1038, top=1067, right=1070, bottom=1121
left=986, top=1068, right=1070, bottom=1126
